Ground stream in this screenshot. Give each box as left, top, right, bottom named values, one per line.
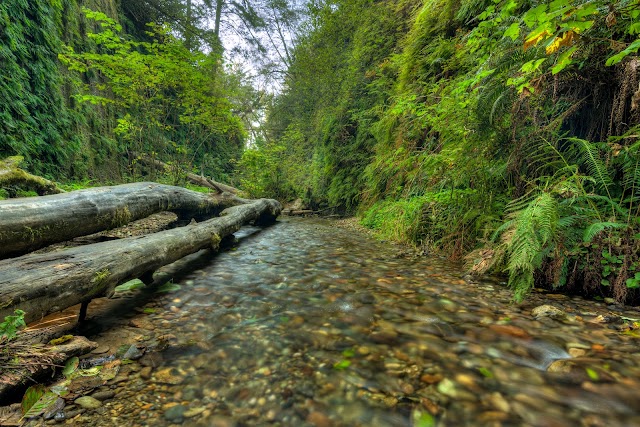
left=21, top=218, right=640, bottom=426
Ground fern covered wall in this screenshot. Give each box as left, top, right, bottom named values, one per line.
left=255, top=0, right=640, bottom=303
left=0, top=0, right=246, bottom=183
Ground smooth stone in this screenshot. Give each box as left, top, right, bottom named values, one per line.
left=90, top=390, right=116, bottom=401
left=122, top=345, right=144, bottom=360
left=140, top=366, right=153, bottom=380
left=74, top=396, right=102, bottom=410
left=164, top=404, right=187, bottom=423
left=306, top=411, right=332, bottom=427
left=183, top=407, right=206, bottom=418
left=531, top=305, right=567, bottom=320
left=154, top=367, right=186, bottom=385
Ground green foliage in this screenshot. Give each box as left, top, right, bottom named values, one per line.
left=0, top=309, right=26, bottom=342
left=59, top=9, right=246, bottom=180
left=254, top=0, right=640, bottom=303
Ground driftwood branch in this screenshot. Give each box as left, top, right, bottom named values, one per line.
left=0, top=182, right=247, bottom=259
left=136, top=154, right=241, bottom=194
left=0, top=336, right=97, bottom=402
left=0, top=198, right=282, bottom=324
left=0, top=156, right=64, bottom=196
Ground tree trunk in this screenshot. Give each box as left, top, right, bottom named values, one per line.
left=0, top=198, right=281, bottom=324
left=136, top=154, right=241, bottom=194
left=0, top=182, right=246, bottom=259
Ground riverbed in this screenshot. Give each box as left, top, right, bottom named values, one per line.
left=17, top=217, right=640, bottom=426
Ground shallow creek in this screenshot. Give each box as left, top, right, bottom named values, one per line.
left=22, top=218, right=640, bottom=426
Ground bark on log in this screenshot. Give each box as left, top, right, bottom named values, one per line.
left=136, top=154, right=241, bottom=194
left=0, top=182, right=246, bottom=259
left=0, top=156, right=64, bottom=196
left=0, top=198, right=282, bottom=324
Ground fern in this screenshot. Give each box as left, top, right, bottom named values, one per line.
left=566, top=137, right=614, bottom=207
left=503, top=192, right=560, bottom=301
left=583, top=221, right=628, bottom=243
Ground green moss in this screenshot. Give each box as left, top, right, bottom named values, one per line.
left=48, top=334, right=74, bottom=345
left=210, top=233, right=221, bottom=250
left=111, top=206, right=132, bottom=227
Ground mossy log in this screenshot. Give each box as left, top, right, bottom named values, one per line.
left=0, top=156, right=64, bottom=196
left=0, top=198, right=281, bottom=324
left=136, top=154, right=241, bottom=194
left=0, top=182, right=247, bottom=259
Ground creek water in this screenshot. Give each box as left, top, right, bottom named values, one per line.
left=24, top=218, right=640, bottom=426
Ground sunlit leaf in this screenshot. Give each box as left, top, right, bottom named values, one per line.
left=114, top=279, right=146, bottom=292
left=22, top=390, right=59, bottom=418
left=333, top=360, right=351, bottom=370
left=524, top=24, right=553, bottom=50
left=546, top=31, right=575, bottom=54
left=62, top=357, right=79, bottom=378
left=155, top=282, right=181, bottom=293
left=504, top=23, right=520, bottom=41
left=585, top=368, right=599, bottom=380
left=551, top=46, right=577, bottom=74
left=606, top=39, right=640, bottom=66
left=21, top=385, right=46, bottom=415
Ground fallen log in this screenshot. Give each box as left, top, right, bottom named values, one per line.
left=0, top=156, right=64, bottom=196
left=0, top=182, right=246, bottom=259
left=136, top=154, right=241, bottom=194
left=0, top=198, right=282, bottom=324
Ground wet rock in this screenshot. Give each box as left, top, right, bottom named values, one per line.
left=369, top=330, right=398, bottom=344
left=91, top=390, right=116, bottom=401
left=140, top=366, right=153, bottom=380
left=184, top=406, right=206, bottom=418
left=43, top=398, right=65, bottom=420
left=488, top=392, right=510, bottom=412
left=154, top=367, right=186, bottom=385
left=122, top=345, right=144, bottom=360
left=420, top=373, right=443, bottom=384
left=91, top=346, right=110, bottom=355
left=306, top=411, right=332, bottom=427
left=164, top=404, right=187, bottom=423
left=488, top=324, right=531, bottom=339
left=531, top=305, right=567, bottom=320
left=74, top=396, right=102, bottom=410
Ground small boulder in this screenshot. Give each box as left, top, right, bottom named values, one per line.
left=74, top=396, right=102, bottom=410
left=531, top=305, right=567, bottom=320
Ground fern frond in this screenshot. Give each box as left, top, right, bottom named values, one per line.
left=566, top=137, right=614, bottom=199
left=503, top=192, right=560, bottom=301
left=582, top=221, right=628, bottom=243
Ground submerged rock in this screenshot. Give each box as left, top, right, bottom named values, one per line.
left=531, top=305, right=567, bottom=320
left=74, top=396, right=102, bottom=410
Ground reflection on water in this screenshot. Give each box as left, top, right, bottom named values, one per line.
left=51, top=218, right=640, bottom=426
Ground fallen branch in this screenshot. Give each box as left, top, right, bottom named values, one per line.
left=0, top=336, right=97, bottom=401
left=136, top=154, right=241, bottom=194
left=0, top=182, right=247, bottom=259
left=0, top=198, right=282, bottom=324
